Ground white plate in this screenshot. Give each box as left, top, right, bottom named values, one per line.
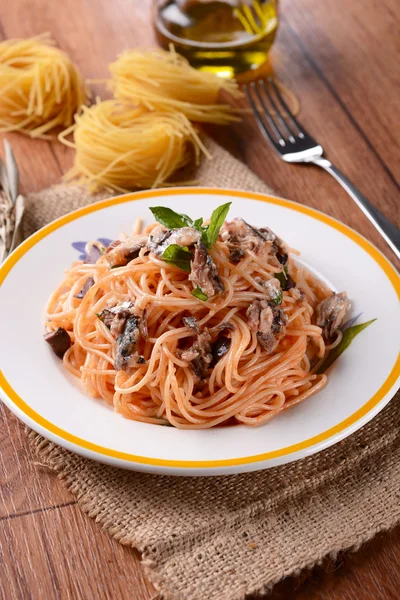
left=0, top=187, right=399, bottom=476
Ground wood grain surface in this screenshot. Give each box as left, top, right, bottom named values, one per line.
left=1, top=0, right=399, bottom=599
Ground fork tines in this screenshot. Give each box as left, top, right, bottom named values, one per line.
left=243, top=78, right=305, bottom=149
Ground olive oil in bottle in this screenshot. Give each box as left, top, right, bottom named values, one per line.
left=153, top=0, right=279, bottom=78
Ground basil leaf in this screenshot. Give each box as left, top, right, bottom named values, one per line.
left=162, top=244, right=192, bottom=272
left=317, top=318, right=376, bottom=374
left=193, top=218, right=204, bottom=231
left=275, top=271, right=287, bottom=287
left=150, top=207, right=193, bottom=229
left=203, top=202, right=231, bottom=247
left=201, top=225, right=209, bottom=246
left=191, top=287, right=208, bottom=301
left=273, top=290, right=283, bottom=305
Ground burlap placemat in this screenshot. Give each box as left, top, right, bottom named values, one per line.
left=24, top=140, right=400, bottom=600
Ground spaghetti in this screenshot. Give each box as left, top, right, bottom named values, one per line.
left=0, top=33, right=88, bottom=138
left=44, top=206, right=351, bottom=429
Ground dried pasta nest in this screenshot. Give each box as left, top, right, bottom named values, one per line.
left=0, top=33, right=88, bottom=138
left=59, top=99, right=210, bottom=193
left=109, top=46, right=242, bottom=124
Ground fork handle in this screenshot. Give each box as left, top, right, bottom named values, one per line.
left=313, top=158, right=400, bottom=260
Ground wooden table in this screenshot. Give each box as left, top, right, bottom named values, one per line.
left=1, top=1, right=399, bottom=598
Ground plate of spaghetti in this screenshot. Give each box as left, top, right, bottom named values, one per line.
left=0, top=188, right=399, bottom=475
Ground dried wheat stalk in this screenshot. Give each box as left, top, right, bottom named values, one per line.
left=0, top=140, right=25, bottom=263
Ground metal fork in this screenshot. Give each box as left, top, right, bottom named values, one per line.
left=243, top=79, right=400, bottom=260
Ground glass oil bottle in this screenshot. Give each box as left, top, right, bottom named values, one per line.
left=153, top=0, right=279, bottom=78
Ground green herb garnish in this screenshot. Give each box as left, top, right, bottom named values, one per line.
left=275, top=264, right=293, bottom=290
left=202, top=202, right=231, bottom=247
left=275, top=271, right=287, bottom=287
left=317, top=319, right=376, bottom=374
left=150, top=202, right=231, bottom=249
left=273, top=290, right=283, bottom=305
left=161, top=244, right=193, bottom=272
left=191, top=287, right=208, bottom=301
left=149, top=207, right=193, bottom=229
left=193, top=217, right=204, bottom=231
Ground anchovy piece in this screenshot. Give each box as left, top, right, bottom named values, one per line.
left=271, top=308, right=286, bottom=334
left=258, top=226, right=289, bottom=256
left=261, top=278, right=282, bottom=303
left=147, top=227, right=173, bottom=255
left=148, top=227, right=223, bottom=297
left=181, top=317, right=213, bottom=381
left=246, top=299, right=287, bottom=354
left=98, top=302, right=148, bottom=368
left=182, top=316, right=231, bottom=368
left=220, top=218, right=262, bottom=252
left=228, top=248, right=245, bottom=264
left=182, top=316, right=199, bottom=331
left=107, top=240, right=122, bottom=252
left=147, top=226, right=201, bottom=256
left=106, top=235, right=147, bottom=268
left=181, top=330, right=212, bottom=381
left=98, top=304, right=132, bottom=337
left=115, top=316, right=140, bottom=371
left=85, top=243, right=102, bottom=264
left=316, top=292, right=351, bottom=339
left=98, top=308, right=115, bottom=329
left=189, top=240, right=224, bottom=297
left=74, top=277, right=94, bottom=299
left=110, top=310, right=131, bottom=338
left=220, top=218, right=288, bottom=262
left=44, top=327, right=71, bottom=358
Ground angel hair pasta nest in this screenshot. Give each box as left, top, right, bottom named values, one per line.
left=0, top=33, right=88, bottom=138
left=59, top=99, right=210, bottom=193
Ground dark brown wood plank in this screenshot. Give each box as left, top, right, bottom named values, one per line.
left=237, top=22, right=400, bottom=232
left=0, top=132, right=63, bottom=195
left=0, top=13, right=64, bottom=191
left=0, top=404, right=75, bottom=519
left=0, top=504, right=155, bottom=600
left=1, top=501, right=400, bottom=600
left=284, top=0, right=400, bottom=184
